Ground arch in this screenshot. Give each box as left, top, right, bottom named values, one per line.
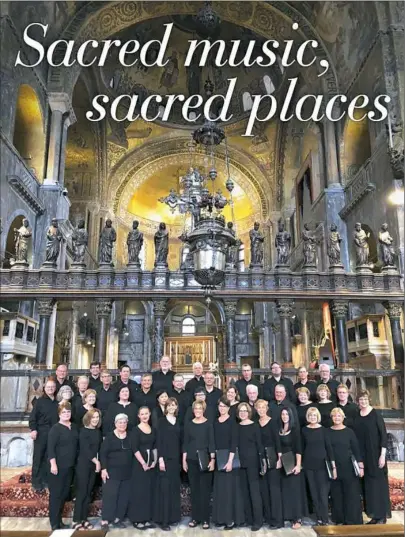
left=182, top=316, right=196, bottom=335
left=7, top=437, right=29, bottom=466
left=13, top=85, right=45, bottom=182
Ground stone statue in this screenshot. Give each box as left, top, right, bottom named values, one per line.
left=154, top=222, right=169, bottom=266
left=249, top=222, right=264, bottom=266
left=327, top=223, right=342, bottom=266
left=302, top=223, right=316, bottom=266
left=353, top=222, right=370, bottom=266
left=226, top=222, right=240, bottom=267
left=98, top=219, right=116, bottom=265
left=14, top=218, right=32, bottom=263
left=127, top=220, right=144, bottom=265
left=379, top=223, right=396, bottom=267
left=72, top=219, right=88, bottom=264
left=275, top=219, right=291, bottom=265
left=45, top=218, right=62, bottom=264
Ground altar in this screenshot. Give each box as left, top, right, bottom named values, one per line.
left=164, top=336, right=216, bottom=371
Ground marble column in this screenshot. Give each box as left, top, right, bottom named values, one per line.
left=95, top=299, right=113, bottom=365
left=69, top=302, right=80, bottom=368
left=35, top=299, right=55, bottom=365
left=153, top=300, right=167, bottom=366
left=45, top=93, right=72, bottom=185
left=331, top=300, right=349, bottom=365
left=384, top=301, right=404, bottom=366
left=224, top=300, right=238, bottom=363
left=322, top=119, right=340, bottom=186
left=275, top=300, right=294, bottom=364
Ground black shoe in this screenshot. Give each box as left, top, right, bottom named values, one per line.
left=224, top=523, right=235, bottom=530
left=161, top=525, right=171, bottom=531
left=367, top=519, right=377, bottom=525
left=113, top=520, right=126, bottom=528
left=51, top=526, right=59, bottom=531
left=251, top=525, right=262, bottom=531
left=269, top=524, right=283, bottom=529
left=375, top=519, right=387, bottom=524
left=59, top=522, right=69, bottom=529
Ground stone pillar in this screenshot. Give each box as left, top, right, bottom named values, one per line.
left=153, top=300, right=167, bottom=366
left=45, top=93, right=72, bottom=185
left=69, top=302, right=81, bottom=368
left=35, top=299, right=55, bottom=365
left=58, top=115, right=72, bottom=188
left=275, top=300, right=294, bottom=364
left=377, top=375, right=385, bottom=408
left=95, top=299, right=113, bottom=365
left=331, top=300, right=349, bottom=366
left=384, top=301, right=404, bottom=366
left=0, top=68, right=17, bottom=139
left=224, top=300, right=238, bottom=363
left=322, top=119, right=340, bottom=186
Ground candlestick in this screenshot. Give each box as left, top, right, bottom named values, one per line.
left=387, top=112, right=393, bottom=148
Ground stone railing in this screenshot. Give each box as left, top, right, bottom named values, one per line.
left=1, top=133, right=41, bottom=199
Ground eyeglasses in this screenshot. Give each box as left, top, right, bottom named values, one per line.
left=239, top=409, right=249, bottom=413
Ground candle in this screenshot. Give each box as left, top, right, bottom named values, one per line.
left=387, top=112, right=393, bottom=148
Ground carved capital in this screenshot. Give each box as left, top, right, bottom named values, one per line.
left=36, top=299, right=56, bottom=317
left=331, top=300, right=349, bottom=318
left=276, top=300, right=294, bottom=318
left=223, top=300, right=238, bottom=318
left=383, top=301, right=403, bottom=319
left=95, top=299, right=113, bottom=318
left=153, top=299, right=167, bottom=317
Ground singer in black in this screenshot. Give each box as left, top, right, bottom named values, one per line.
left=100, top=413, right=133, bottom=531
left=129, top=406, right=157, bottom=529
left=337, top=384, right=358, bottom=429
left=237, top=402, right=264, bottom=532
left=47, top=402, right=79, bottom=530
left=104, top=386, right=138, bottom=434
left=255, top=399, right=283, bottom=530
left=29, top=377, right=58, bottom=491
left=279, top=407, right=306, bottom=530
left=296, top=387, right=315, bottom=428
left=329, top=407, right=363, bottom=525
left=226, top=386, right=240, bottom=420
left=151, top=390, right=169, bottom=427
left=73, top=389, right=97, bottom=428
left=302, top=407, right=335, bottom=526
left=183, top=400, right=215, bottom=529
left=72, top=409, right=102, bottom=530
left=212, top=396, right=244, bottom=529
left=154, top=398, right=182, bottom=530
left=354, top=390, right=391, bottom=524
left=316, top=384, right=335, bottom=428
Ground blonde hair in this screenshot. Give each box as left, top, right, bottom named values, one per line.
left=254, top=399, right=268, bottom=409
left=296, top=387, right=310, bottom=396
left=192, top=400, right=207, bottom=412
left=330, top=407, right=345, bottom=419
left=306, top=406, right=321, bottom=423
left=316, top=384, right=331, bottom=399
left=82, top=388, right=97, bottom=404
left=337, top=384, right=348, bottom=392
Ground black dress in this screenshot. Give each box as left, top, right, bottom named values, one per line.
left=328, top=427, right=363, bottom=525
left=151, top=405, right=165, bottom=428
left=238, top=422, right=263, bottom=528
left=338, top=402, right=359, bottom=429
left=212, top=417, right=244, bottom=527
left=229, top=403, right=239, bottom=421
left=279, top=428, right=307, bottom=522
left=354, top=409, right=391, bottom=520
left=128, top=426, right=157, bottom=523
left=73, top=427, right=102, bottom=523
left=104, top=402, right=138, bottom=435
left=154, top=417, right=182, bottom=526
left=317, top=401, right=335, bottom=428
left=302, top=426, right=334, bottom=523
left=296, top=403, right=315, bottom=428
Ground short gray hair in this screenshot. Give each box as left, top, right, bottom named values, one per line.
left=246, top=384, right=259, bottom=394
left=114, top=413, right=128, bottom=424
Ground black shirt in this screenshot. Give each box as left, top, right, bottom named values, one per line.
left=78, top=427, right=102, bottom=465
left=269, top=399, right=299, bottom=428
left=238, top=422, right=263, bottom=468
left=29, top=396, right=58, bottom=431
left=258, top=418, right=281, bottom=453
left=235, top=377, right=261, bottom=402
left=55, top=378, right=76, bottom=395
left=96, top=386, right=116, bottom=415
left=183, top=420, right=215, bottom=461
left=317, top=401, right=335, bottom=428
left=131, top=425, right=156, bottom=463
left=151, top=406, right=165, bottom=428
left=133, top=389, right=157, bottom=411
left=205, top=386, right=223, bottom=408
left=72, top=393, right=87, bottom=418
left=104, top=402, right=138, bottom=435
left=170, top=389, right=192, bottom=423
left=185, top=404, right=216, bottom=424
left=89, top=376, right=102, bottom=391
left=279, top=427, right=302, bottom=456
left=47, top=422, right=79, bottom=468
left=156, top=417, right=181, bottom=461
left=263, top=376, right=296, bottom=403
left=328, top=427, right=362, bottom=479
left=294, top=380, right=317, bottom=401
left=338, top=402, right=359, bottom=429
left=73, top=404, right=90, bottom=428
left=214, top=416, right=238, bottom=452
left=302, top=426, right=334, bottom=470
left=112, top=379, right=139, bottom=402
left=185, top=376, right=205, bottom=393
left=152, top=370, right=176, bottom=393
left=297, top=403, right=316, bottom=428
left=100, top=432, right=133, bottom=480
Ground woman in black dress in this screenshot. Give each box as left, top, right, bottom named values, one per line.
left=212, top=396, right=244, bottom=529
left=72, top=409, right=102, bottom=530
left=316, top=384, right=334, bottom=428
left=296, top=387, right=314, bottom=428
left=237, top=402, right=264, bottom=532
left=73, top=389, right=97, bottom=428
left=354, top=390, right=391, bottom=524
left=279, top=407, right=306, bottom=530
left=29, top=377, right=58, bottom=491
left=226, top=386, right=240, bottom=420
left=183, top=400, right=215, bottom=529
left=329, top=407, right=363, bottom=525
left=104, top=386, right=138, bottom=434
left=152, top=390, right=169, bottom=427
left=129, top=406, right=157, bottom=529
left=302, top=407, right=335, bottom=525
left=154, top=397, right=182, bottom=530
left=100, top=413, right=133, bottom=530
left=47, top=402, right=79, bottom=530
left=336, top=384, right=358, bottom=429
left=256, top=399, right=283, bottom=529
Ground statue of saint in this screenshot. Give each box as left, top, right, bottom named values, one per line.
left=327, top=223, right=342, bottom=266
left=378, top=223, right=396, bottom=267
left=45, top=218, right=62, bottom=264
left=14, top=218, right=32, bottom=263
left=72, top=219, right=88, bottom=264
left=127, top=220, right=144, bottom=265
left=302, top=223, right=316, bottom=266
left=249, top=222, right=264, bottom=266
left=353, top=222, right=370, bottom=266
left=98, top=219, right=116, bottom=265
left=275, top=219, right=291, bottom=265
left=226, top=222, right=240, bottom=267
left=154, top=222, right=169, bottom=266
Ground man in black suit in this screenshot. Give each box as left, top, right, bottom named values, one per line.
left=185, top=362, right=205, bottom=393
left=134, top=373, right=156, bottom=411
left=294, top=366, right=317, bottom=401
left=152, top=356, right=175, bottom=393
left=245, top=384, right=260, bottom=422
left=96, top=370, right=115, bottom=416
left=204, top=371, right=222, bottom=408
left=112, top=364, right=139, bottom=401
left=88, top=362, right=102, bottom=390
left=235, top=363, right=261, bottom=402
left=170, top=373, right=192, bottom=423
left=269, top=384, right=298, bottom=427
left=263, top=362, right=295, bottom=402
left=54, top=363, right=76, bottom=394
left=317, top=363, right=340, bottom=402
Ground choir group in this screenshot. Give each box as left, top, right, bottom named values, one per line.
left=29, top=358, right=391, bottom=532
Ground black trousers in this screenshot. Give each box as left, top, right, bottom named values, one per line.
left=305, top=468, right=330, bottom=523
left=102, top=478, right=131, bottom=522
left=187, top=459, right=213, bottom=523
left=240, top=466, right=263, bottom=527
left=31, top=430, right=49, bottom=489
left=48, top=467, right=74, bottom=529
left=73, top=462, right=96, bottom=522
left=260, top=468, right=283, bottom=526
left=330, top=477, right=363, bottom=525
